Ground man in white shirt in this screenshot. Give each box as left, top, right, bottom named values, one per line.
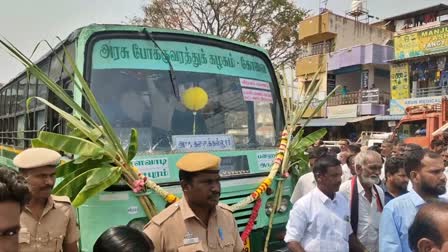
left=340, top=150, right=385, bottom=252
left=285, top=155, right=366, bottom=252
left=290, top=147, right=328, bottom=203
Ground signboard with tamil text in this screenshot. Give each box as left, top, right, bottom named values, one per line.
left=131, top=157, right=170, bottom=179
left=172, top=134, right=235, bottom=152
left=92, top=39, right=272, bottom=82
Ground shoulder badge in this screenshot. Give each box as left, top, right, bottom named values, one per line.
left=150, top=202, right=180, bottom=226
left=51, top=195, right=71, bottom=204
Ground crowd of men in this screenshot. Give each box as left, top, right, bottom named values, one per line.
left=286, top=138, right=448, bottom=252
left=1, top=139, right=448, bottom=252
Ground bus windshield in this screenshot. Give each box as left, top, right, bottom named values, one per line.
left=89, top=38, right=280, bottom=153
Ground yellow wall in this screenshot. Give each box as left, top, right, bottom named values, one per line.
left=296, top=54, right=327, bottom=76
left=299, top=13, right=332, bottom=41
left=303, top=106, right=326, bottom=117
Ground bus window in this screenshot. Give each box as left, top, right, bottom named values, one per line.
left=36, top=110, right=46, bottom=132
left=0, top=90, right=4, bottom=116
left=61, top=42, right=75, bottom=79
left=49, top=51, right=64, bottom=82
left=37, top=60, right=50, bottom=102
left=8, top=82, right=17, bottom=115
left=8, top=118, right=15, bottom=145
left=16, top=78, right=28, bottom=113
left=398, top=120, right=426, bottom=140
left=16, top=115, right=25, bottom=148
left=28, top=74, right=38, bottom=109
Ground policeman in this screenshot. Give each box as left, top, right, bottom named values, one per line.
left=144, top=152, right=244, bottom=252
left=13, top=148, right=79, bottom=252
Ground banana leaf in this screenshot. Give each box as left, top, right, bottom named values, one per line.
left=291, top=128, right=327, bottom=153
left=37, top=131, right=105, bottom=158
left=127, top=128, right=138, bottom=161
left=31, top=139, right=58, bottom=150
left=72, top=167, right=122, bottom=206
left=56, top=157, right=113, bottom=178
left=53, top=166, right=100, bottom=198
left=69, top=127, right=103, bottom=142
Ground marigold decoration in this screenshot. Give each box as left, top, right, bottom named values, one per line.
left=182, top=86, right=208, bottom=111
left=240, top=199, right=262, bottom=242
left=165, top=194, right=179, bottom=204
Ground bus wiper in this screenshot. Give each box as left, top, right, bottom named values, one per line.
left=143, top=29, right=179, bottom=100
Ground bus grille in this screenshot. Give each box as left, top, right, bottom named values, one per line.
left=220, top=192, right=257, bottom=232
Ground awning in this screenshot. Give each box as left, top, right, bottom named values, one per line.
left=300, top=116, right=376, bottom=127
left=375, top=115, right=404, bottom=121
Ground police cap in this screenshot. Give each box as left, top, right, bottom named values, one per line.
left=13, top=148, right=61, bottom=169
left=176, top=153, right=220, bottom=172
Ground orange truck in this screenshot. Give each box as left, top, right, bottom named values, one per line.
left=395, top=97, right=448, bottom=147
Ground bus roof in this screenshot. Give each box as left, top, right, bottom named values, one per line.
left=4, top=23, right=270, bottom=84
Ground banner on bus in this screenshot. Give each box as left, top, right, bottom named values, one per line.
left=93, top=39, right=272, bottom=82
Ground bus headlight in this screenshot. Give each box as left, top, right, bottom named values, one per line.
left=265, top=200, right=274, bottom=215
left=278, top=198, right=289, bottom=213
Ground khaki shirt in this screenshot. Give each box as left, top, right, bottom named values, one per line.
left=144, top=198, right=244, bottom=252
left=19, top=195, right=80, bottom=252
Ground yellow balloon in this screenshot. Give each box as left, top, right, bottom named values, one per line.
left=182, top=87, right=209, bottom=111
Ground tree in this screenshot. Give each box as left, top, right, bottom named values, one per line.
left=130, top=0, right=308, bottom=68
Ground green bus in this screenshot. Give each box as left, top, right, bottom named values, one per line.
left=0, top=24, right=291, bottom=251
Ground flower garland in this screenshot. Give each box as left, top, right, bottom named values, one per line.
left=131, top=129, right=289, bottom=211
left=240, top=198, right=262, bottom=242
left=229, top=130, right=288, bottom=212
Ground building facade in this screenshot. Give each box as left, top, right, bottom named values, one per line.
left=296, top=11, right=393, bottom=140
left=385, top=4, right=448, bottom=118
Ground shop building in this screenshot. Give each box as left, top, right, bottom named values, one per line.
left=296, top=10, right=393, bottom=140
left=384, top=4, right=448, bottom=118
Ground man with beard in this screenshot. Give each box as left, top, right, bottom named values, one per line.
left=379, top=147, right=447, bottom=252
left=0, top=168, right=30, bottom=252
left=144, top=153, right=243, bottom=252
left=285, top=155, right=366, bottom=252
left=382, top=157, right=409, bottom=204
left=339, top=150, right=385, bottom=252
left=14, top=148, right=79, bottom=252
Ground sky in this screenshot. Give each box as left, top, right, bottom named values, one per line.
left=0, top=0, right=446, bottom=83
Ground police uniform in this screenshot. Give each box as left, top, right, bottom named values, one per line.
left=13, top=148, right=80, bottom=252
left=143, top=153, right=244, bottom=252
